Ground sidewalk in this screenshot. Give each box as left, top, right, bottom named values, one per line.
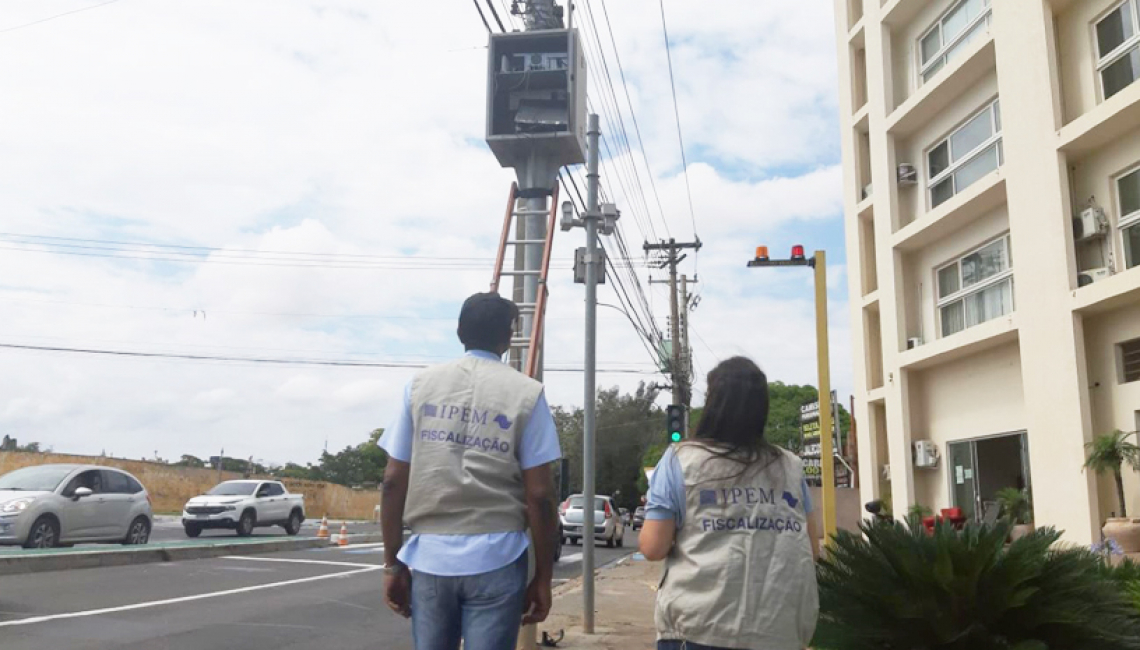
left=537, top=555, right=660, bottom=649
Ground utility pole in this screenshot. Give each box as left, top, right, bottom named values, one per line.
left=561, top=114, right=619, bottom=634
left=679, top=275, right=695, bottom=391
left=644, top=239, right=702, bottom=421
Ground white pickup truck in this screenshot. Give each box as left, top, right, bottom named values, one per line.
left=182, top=480, right=305, bottom=538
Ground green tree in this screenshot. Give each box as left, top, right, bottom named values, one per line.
left=1085, top=429, right=1140, bottom=518
left=554, top=384, right=662, bottom=511
left=176, top=455, right=206, bottom=468
left=312, top=429, right=388, bottom=487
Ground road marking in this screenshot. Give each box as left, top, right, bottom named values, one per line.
left=0, top=565, right=379, bottom=628
left=220, top=555, right=377, bottom=569
left=560, top=553, right=582, bottom=563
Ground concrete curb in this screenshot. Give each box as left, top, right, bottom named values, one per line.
left=0, top=533, right=385, bottom=577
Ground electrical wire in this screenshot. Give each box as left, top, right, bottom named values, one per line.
left=657, top=0, right=699, bottom=240
left=0, top=0, right=122, bottom=36
left=0, top=342, right=657, bottom=374
left=483, top=0, right=507, bottom=32
left=471, top=0, right=493, bottom=32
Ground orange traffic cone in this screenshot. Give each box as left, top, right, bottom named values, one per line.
left=317, top=515, right=329, bottom=539
left=338, top=521, right=349, bottom=547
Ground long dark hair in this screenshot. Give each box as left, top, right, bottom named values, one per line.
left=692, top=356, right=780, bottom=473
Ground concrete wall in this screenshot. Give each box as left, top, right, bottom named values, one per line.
left=893, top=70, right=1000, bottom=229
left=0, top=452, right=380, bottom=520
left=909, top=341, right=1026, bottom=510
left=900, top=206, right=1011, bottom=344
left=807, top=486, right=863, bottom=535
left=1070, top=127, right=1140, bottom=272
left=1057, top=0, right=1120, bottom=124
left=1083, top=301, right=1140, bottom=520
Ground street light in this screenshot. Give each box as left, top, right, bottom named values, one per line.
left=746, top=245, right=837, bottom=543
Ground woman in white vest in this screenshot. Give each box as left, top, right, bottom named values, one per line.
left=640, top=356, right=820, bottom=650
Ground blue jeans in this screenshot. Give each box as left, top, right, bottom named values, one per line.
left=658, top=642, right=742, bottom=650
left=411, top=552, right=527, bottom=650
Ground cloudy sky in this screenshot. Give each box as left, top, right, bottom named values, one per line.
left=0, top=0, right=848, bottom=466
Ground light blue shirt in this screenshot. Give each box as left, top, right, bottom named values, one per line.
left=379, top=350, right=562, bottom=576
left=645, top=446, right=813, bottom=526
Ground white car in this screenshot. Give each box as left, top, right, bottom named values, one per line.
left=560, top=494, right=625, bottom=548
left=182, top=480, right=304, bottom=538
left=0, top=464, right=153, bottom=549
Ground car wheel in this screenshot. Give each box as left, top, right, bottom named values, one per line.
left=23, top=516, right=59, bottom=549
left=122, top=517, right=151, bottom=545
left=606, top=532, right=615, bottom=548
left=236, top=511, right=255, bottom=537
left=554, top=540, right=563, bottom=562
left=184, top=524, right=202, bottom=538
left=283, top=511, right=303, bottom=536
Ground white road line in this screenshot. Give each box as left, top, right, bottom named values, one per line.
left=0, top=565, right=379, bottom=628
left=220, top=555, right=378, bottom=569
left=560, top=553, right=582, bottom=563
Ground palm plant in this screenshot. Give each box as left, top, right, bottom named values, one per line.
left=995, top=487, right=1032, bottom=525
left=1084, top=430, right=1140, bottom=518
left=813, top=518, right=1140, bottom=650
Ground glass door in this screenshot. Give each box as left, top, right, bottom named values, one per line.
left=948, top=441, right=979, bottom=521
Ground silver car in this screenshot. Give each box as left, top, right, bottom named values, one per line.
left=560, top=494, right=625, bottom=548
left=0, top=464, right=153, bottom=549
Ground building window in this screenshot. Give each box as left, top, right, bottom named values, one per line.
left=1120, top=338, right=1140, bottom=383
left=936, top=235, right=1013, bottom=337
left=1097, top=0, right=1140, bottom=100
left=927, top=99, right=1002, bottom=209
left=1118, top=165, right=1140, bottom=269
left=919, top=0, right=993, bottom=84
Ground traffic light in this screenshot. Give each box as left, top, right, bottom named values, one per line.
left=666, top=404, right=685, bottom=442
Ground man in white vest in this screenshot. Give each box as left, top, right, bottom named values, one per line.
left=379, top=292, right=562, bottom=650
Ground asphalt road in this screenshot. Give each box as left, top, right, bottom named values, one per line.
left=0, top=532, right=640, bottom=649
left=149, top=517, right=381, bottom=543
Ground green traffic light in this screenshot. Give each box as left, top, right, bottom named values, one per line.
left=671, top=432, right=682, bottom=442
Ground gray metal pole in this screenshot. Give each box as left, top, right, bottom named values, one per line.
left=668, top=244, right=682, bottom=409
left=582, top=113, right=600, bottom=634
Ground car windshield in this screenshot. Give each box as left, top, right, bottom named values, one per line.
left=207, top=482, right=257, bottom=496
left=568, top=496, right=606, bottom=510
left=0, top=466, right=74, bottom=492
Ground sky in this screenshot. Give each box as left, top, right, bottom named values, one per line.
left=0, top=0, right=849, bottom=467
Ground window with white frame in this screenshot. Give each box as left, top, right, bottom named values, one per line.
left=936, top=235, right=1013, bottom=337
left=1097, top=0, right=1140, bottom=100
left=1118, top=165, right=1140, bottom=269
left=927, top=99, right=1003, bottom=209
left=919, top=0, right=992, bottom=84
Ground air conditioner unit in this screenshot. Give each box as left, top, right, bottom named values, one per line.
left=862, top=183, right=873, bottom=200
left=912, top=440, right=940, bottom=469
left=907, top=337, right=923, bottom=350
left=897, top=164, right=918, bottom=186
left=1073, top=204, right=1109, bottom=240
left=1078, top=267, right=1112, bottom=287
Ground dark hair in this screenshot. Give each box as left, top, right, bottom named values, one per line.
left=693, top=356, right=779, bottom=470
left=457, top=292, right=518, bottom=353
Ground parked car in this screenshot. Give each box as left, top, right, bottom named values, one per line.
left=560, top=494, right=624, bottom=548
left=632, top=506, right=646, bottom=530
left=619, top=507, right=631, bottom=526
left=182, top=480, right=304, bottom=538
left=0, top=464, right=153, bottom=549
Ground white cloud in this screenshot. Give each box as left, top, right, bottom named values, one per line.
left=0, top=0, right=850, bottom=465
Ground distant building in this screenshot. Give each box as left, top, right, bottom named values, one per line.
left=833, top=0, right=1140, bottom=543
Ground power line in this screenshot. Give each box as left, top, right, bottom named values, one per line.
left=657, top=0, right=699, bottom=239
left=471, top=0, right=493, bottom=32
left=0, top=0, right=122, bottom=36
left=0, top=342, right=658, bottom=374
left=483, top=0, right=507, bottom=32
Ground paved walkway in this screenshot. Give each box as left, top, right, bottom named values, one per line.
left=537, top=554, right=660, bottom=649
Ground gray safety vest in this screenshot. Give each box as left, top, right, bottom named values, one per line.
left=403, top=354, right=543, bottom=535
left=656, top=443, right=818, bottom=649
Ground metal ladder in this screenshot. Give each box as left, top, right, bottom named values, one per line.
left=489, top=182, right=559, bottom=379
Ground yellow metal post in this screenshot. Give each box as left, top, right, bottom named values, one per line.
left=813, top=250, right=838, bottom=542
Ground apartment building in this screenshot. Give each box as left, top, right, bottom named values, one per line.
left=834, top=0, right=1140, bottom=543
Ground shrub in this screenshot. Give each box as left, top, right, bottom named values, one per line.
left=814, top=518, right=1140, bottom=650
